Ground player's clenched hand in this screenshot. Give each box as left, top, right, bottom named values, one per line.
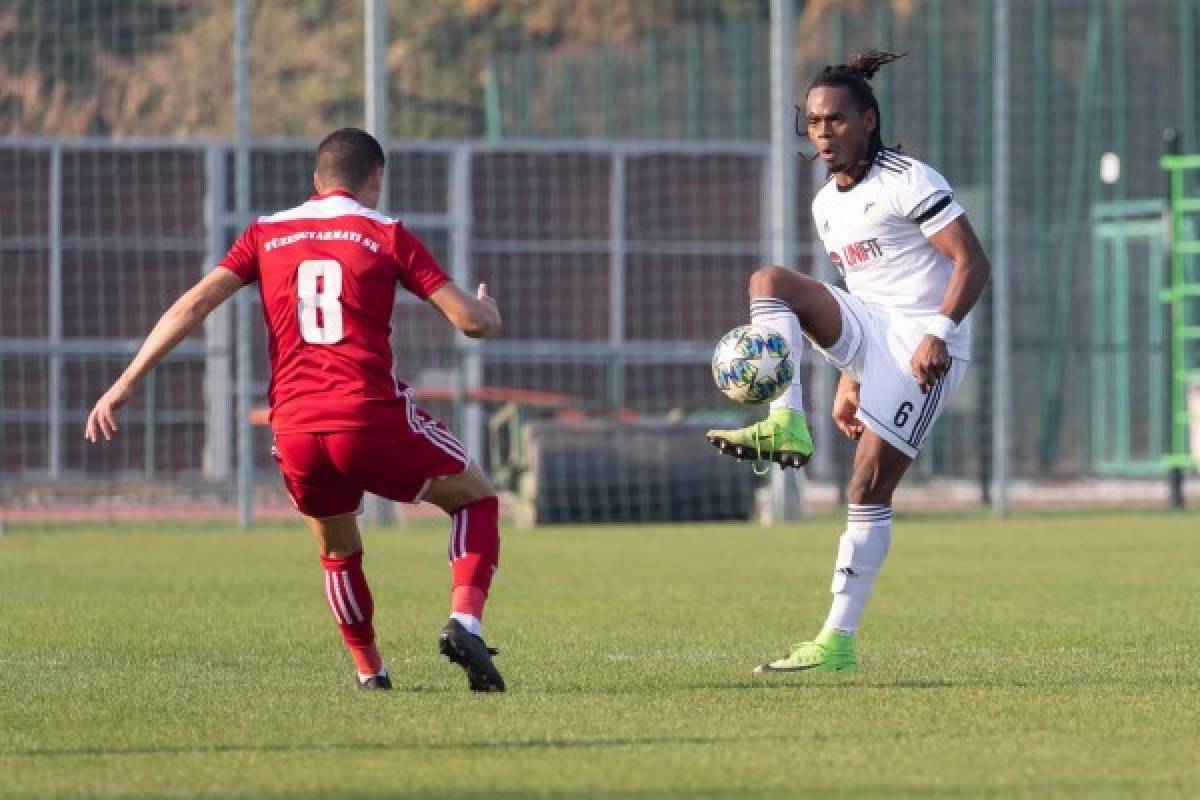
left=476, top=282, right=497, bottom=310
left=474, top=282, right=501, bottom=336
left=832, top=376, right=864, bottom=440
left=910, top=335, right=951, bottom=394
left=84, top=382, right=132, bottom=443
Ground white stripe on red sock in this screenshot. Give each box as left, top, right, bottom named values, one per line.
left=328, top=570, right=353, bottom=623
left=457, top=507, right=469, bottom=560
left=324, top=571, right=346, bottom=624
left=340, top=571, right=364, bottom=623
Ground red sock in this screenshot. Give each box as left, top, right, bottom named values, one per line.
left=448, top=496, right=500, bottom=620
left=451, top=586, right=488, bottom=619
left=319, top=550, right=383, bottom=676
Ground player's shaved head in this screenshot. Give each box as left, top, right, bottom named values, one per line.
left=315, top=128, right=386, bottom=193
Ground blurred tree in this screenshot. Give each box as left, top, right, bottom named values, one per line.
left=0, top=0, right=194, bottom=135
left=1, top=0, right=937, bottom=139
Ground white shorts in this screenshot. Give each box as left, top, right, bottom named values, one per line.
left=810, top=285, right=968, bottom=459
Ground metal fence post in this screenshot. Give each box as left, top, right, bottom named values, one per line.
left=234, top=0, right=254, bottom=528
left=362, top=0, right=397, bottom=527
left=1163, top=128, right=1185, bottom=509
left=365, top=0, right=389, bottom=206
left=451, top=145, right=482, bottom=460
left=48, top=142, right=62, bottom=480
left=811, top=160, right=836, bottom=485
left=609, top=151, right=627, bottom=410
left=203, top=144, right=232, bottom=482
left=1182, top=0, right=1196, bottom=154
left=767, top=0, right=804, bottom=522
left=991, top=0, right=1011, bottom=517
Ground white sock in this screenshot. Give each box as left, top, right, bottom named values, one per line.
left=822, top=504, right=892, bottom=633
left=750, top=297, right=805, bottom=413
left=451, top=612, right=483, bottom=638
left=358, top=667, right=388, bottom=681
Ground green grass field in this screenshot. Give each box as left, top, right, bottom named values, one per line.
left=3, top=510, right=1199, bottom=799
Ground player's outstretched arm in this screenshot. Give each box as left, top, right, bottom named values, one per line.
left=84, top=268, right=245, bottom=442
left=427, top=282, right=502, bottom=339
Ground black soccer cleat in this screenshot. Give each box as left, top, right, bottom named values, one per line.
left=438, top=619, right=506, bottom=693
left=356, top=672, right=393, bottom=691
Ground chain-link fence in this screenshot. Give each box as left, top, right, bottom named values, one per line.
left=2, top=0, right=1198, bottom=526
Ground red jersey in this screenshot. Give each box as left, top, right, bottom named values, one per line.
left=218, top=190, right=449, bottom=432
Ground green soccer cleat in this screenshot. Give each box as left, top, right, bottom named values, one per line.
left=754, top=629, right=857, bottom=673
left=706, top=407, right=814, bottom=469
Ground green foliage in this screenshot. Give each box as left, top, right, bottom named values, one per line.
left=0, top=0, right=197, bottom=134
left=2, top=511, right=1199, bottom=798
left=0, top=0, right=773, bottom=138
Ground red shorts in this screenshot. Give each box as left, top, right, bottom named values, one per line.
left=271, top=399, right=469, bottom=518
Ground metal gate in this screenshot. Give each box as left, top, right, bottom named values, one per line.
left=1088, top=200, right=1168, bottom=475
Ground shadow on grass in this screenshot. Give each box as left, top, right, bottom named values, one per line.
left=568, top=673, right=1200, bottom=692
left=539, top=677, right=960, bottom=693
left=673, top=674, right=1200, bottom=691
left=8, top=734, right=755, bottom=759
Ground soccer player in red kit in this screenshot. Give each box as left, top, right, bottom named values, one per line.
left=84, top=128, right=506, bottom=692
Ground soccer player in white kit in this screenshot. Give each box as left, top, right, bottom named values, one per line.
left=707, top=51, right=991, bottom=672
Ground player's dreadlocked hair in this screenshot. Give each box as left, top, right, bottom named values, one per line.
left=796, top=50, right=907, bottom=162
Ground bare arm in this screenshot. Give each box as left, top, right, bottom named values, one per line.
left=426, top=282, right=502, bottom=339
left=832, top=371, right=864, bottom=440
left=928, top=215, right=991, bottom=324
left=909, top=215, right=991, bottom=392
left=84, top=267, right=245, bottom=442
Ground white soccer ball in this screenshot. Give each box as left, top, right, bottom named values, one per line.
left=711, top=324, right=793, bottom=405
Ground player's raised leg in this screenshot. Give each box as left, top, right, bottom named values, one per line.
left=337, top=413, right=506, bottom=694
left=756, top=429, right=909, bottom=673
left=707, top=266, right=842, bottom=467
left=305, top=513, right=393, bottom=690
left=423, top=463, right=506, bottom=693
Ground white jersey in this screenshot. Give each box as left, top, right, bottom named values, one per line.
left=812, top=148, right=971, bottom=360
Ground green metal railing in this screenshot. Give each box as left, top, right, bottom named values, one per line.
left=1160, top=154, right=1200, bottom=471
left=1089, top=200, right=1167, bottom=475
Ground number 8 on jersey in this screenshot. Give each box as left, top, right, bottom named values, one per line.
left=297, top=259, right=344, bottom=344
